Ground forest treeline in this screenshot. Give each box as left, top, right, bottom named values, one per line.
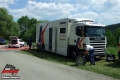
left=106, top=23, right=120, bottom=46
left=106, top=23, right=120, bottom=33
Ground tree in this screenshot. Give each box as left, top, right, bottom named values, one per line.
left=17, top=15, right=29, bottom=38
left=114, top=28, right=120, bottom=45
left=106, top=30, right=116, bottom=46
left=17, top=16, right=38, bottom=41
left=37, top=20, right=49, bottom=23
left=0, top=7, right=20, bottom=39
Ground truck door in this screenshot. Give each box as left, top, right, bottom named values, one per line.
left=39, top=26, right=42, bottom=42
left=52, top=28, right=57, bottom=53
left=49, top=28, right=57, bottom=52
left=49, top=28, right=52, bottom=51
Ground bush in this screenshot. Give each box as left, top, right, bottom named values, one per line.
left=106, top=46, right=119, bottom=56
left=106, top=30, right=117, bottom=46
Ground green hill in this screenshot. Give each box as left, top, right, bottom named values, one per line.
left=106, top=23, right=120, bottom=33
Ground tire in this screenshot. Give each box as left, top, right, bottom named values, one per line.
left=106, top=54, right=115, bottom=62
left=75, top=55, right=86, bottom=66
left=42, top=44, right=45, bottom=52
left=106, top=59, right=109, bottom=62
left=37, top=44, right=42, bottom=52
left=8, top=46, right=11, bottom=48
left=71, top=50, right=77, bottom=59
left=112, top=60, right=115, bottom=62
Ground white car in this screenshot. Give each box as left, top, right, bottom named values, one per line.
left=8, top=36, right=26, bottom=48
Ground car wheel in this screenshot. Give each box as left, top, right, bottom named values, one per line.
left=22, top=44, right=24, bottom=47
left=8, top=46, right=11, bottom=48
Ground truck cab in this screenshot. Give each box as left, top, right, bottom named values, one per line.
left=68, top=18, right=107, bottom=58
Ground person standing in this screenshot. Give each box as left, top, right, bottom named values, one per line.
left=27, top=37, right=32, bottom=50
left=83, top=43, right=95, bottom=65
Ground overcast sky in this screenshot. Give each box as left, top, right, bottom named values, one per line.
left=0, top=0, right=120, bottom=25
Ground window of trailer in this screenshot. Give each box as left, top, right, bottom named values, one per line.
left=60, top=28, right=66, bottom=34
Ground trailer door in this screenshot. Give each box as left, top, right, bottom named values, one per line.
left=52, top=28, right=57, bottom=53
left=49, top=28, right=52, bottom=51
left=49, top=28, right=56, bottom=53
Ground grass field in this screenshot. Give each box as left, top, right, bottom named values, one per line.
left=21, top=46, right=120, bottom=79
left=106, top=46, right=119, bottom=55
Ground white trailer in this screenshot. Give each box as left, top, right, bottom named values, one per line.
left=36, top=18, right=107, bottom=59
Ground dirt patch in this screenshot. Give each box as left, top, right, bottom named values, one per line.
left=0, top=45, right=29, bottom=51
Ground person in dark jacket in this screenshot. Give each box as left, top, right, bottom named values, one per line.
left=27, top=37, right=32, bottom=50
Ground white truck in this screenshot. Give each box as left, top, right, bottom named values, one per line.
left=36, top=18, right=107, bottom=59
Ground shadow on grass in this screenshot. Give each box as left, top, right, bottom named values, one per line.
left=104, top=59, right=120, bottom=68
left=21, top=49, right=75, bottom=64
left=20, top=48, right=104, bottom=66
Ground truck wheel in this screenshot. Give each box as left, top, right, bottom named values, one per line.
left=71, top=50, right=77, bottom=59
left=75, top=55, right=86, bottom=66
left=42, top=44, right=45, bottom=52
left=37, top=45, right=42, bottom=52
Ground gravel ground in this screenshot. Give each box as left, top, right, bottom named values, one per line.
left=0, top=48, right=119, bottom=80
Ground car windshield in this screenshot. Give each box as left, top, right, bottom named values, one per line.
left=85, top=26, right=105, bottom=37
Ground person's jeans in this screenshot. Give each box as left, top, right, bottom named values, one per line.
left=89, top=49, right=95, bottom=64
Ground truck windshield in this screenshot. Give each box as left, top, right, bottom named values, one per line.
left=85, top=26, right=105, bottom=37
